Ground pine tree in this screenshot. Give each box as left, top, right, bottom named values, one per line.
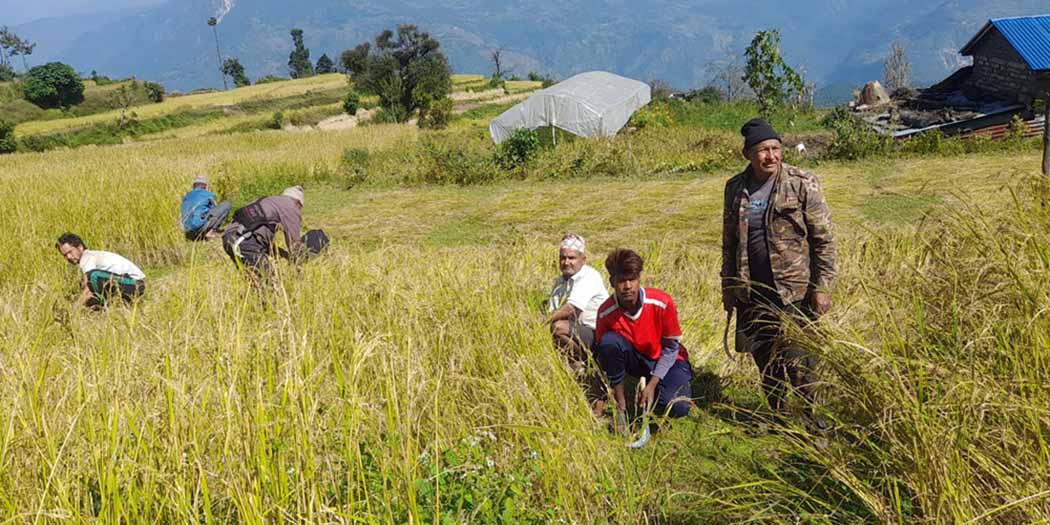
left=288, top=29, right=314, bottom=79
left=315, top=53, right=335, bottom=74
left=222, top=58, right=251, bottom=87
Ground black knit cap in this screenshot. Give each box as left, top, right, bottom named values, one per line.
left=740, top=118, right=781, bottom=150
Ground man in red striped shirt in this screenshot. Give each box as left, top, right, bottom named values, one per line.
left=594, top=249, right=693, bottom=419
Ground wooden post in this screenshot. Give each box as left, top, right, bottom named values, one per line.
left=1043, top=90, right=1050, bottom=176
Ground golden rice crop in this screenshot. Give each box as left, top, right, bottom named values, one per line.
left=0, top=117, right=1048, bottom=523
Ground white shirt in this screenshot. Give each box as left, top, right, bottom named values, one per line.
left=78, top=250, right=146, bottom=281
left=548, top=264, right=609, bottom=329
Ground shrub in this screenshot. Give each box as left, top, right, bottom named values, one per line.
left=629, top=102, right=673, bottom=129
left=22, top=62, right=84, bottom=109
left=90, top=70, right=115, bottom=85
left=0, top=119, right=15, bottom=154
left=1004, top=114, right=1028, bottom=144
left=0, top=64, right=15, bottom=82
left=495, top=128, right=541, bottom=169
left=821, top=107, right=890, bottom=160
left=682, top=86, right=724, bottom=104
left=368, top=107, right=403, bottom=125
left=268, top=111, right=285, bottom=130
left=340, top=147, right=370, bottom=187
left=417, top=134, right=498, bottom=185
left=343, top=90, right=360, bottom=116
left=143, top=81, right=165, bottom=103
left=418, top=97, right=452, bottom=130
left=527, top=71, right=557, bottom=87
left=255, top=75, right=287, bottom=85
left=487, top=76, right=506, bottom=91
left=898, top=130, right=960, bottom=156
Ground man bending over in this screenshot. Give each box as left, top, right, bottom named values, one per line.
left=180, top=175, right=232, bottom=241
left=56, top=232, right=146, bottom=308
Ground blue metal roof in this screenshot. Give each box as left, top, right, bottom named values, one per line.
left=961, top=15, right=1050, bottom=72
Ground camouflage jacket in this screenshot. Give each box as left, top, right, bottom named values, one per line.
left=720, top=163, right=837, bottom=306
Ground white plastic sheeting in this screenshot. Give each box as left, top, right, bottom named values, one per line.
left=488, top=71, right=651, bottom=144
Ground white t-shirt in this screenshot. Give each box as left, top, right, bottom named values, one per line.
left=548, top=264, right=609, bottom=329
left=78, top=250, right=146, bottom=281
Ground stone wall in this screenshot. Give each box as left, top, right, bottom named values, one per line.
left=966, top=28, right=1039, bottom=104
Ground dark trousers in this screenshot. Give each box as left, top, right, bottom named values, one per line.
left=222, top=228, right=272, bottom=280
left=552, top=322, right=607, bottom=403
left=185, top=202, right=233, bottom=241
left=85, top=270, right=144, bottom=307
left=740, top=298, right=819, bottom=413
left=594, top=331, right=692, bottom=418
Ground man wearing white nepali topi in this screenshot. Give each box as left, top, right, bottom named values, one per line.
left=546, top=233, right=610, bottom=416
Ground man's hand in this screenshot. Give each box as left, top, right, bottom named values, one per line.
left=810, top=291, right=832, bottom=316
left=76, top=285, right=93, bottom=308
left=722, top=288, right=737, bottom=313
left=640, top=377, right=660, bottom=410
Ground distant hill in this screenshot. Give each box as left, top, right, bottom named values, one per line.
left=15, top=0, right=1050, bottom=101
left=2, top=0, right=163, bottom=26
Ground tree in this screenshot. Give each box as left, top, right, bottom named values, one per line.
left=490, top=48, right=505, bottom=80
left=112, top=85, right=136, bottom=128
left=340, top=43, right=370, bottom=77
left=883, top=41, right=911, bottom=93
left=22, top=62, right=84, bottom=109
left=11, top=37, right=35, bottom=72
left=315, top=53, right=335, bottom=74
left=743, top=29, right=805, bottom=115
left=0, top=119, right=16, bottom=154
left=350, top=25, right=452, bottom=123
left=222, top=58, right=250, bottom=87
left=705, top=58, right=748, bottom=102
left=288, top=28, right=314, bottom=79
left=0, top=27, right=16, bottom=68
left=648, top=79, right=674, bottom=100
left=0, top=27, right=34, bottom=72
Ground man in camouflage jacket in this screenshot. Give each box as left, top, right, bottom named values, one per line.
left=720, top=118, right=836, bottom=422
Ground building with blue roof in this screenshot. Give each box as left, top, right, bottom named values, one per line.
left=960, top=15, right=1050, bottom=106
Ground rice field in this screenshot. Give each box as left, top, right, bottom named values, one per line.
left=1, top=110, right=1049, bottom=523
left=15, top=74, right=350, bottom=136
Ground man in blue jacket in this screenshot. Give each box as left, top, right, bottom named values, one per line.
left=180, top=176, right=232, bottom=241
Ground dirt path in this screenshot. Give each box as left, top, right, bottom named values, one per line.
left=283, top=109, right=376, bottom=132
left=453, top=92, right=533, bottom=115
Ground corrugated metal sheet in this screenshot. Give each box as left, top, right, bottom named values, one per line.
left=962, top=16, right=1050, bottom=72
left=992, top=16, right=1050, bottom=72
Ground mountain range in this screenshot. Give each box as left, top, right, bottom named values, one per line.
left=11, top=0, right=1050, bottom=100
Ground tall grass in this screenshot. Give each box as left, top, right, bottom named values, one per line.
left=1, top=103, right=1048, bottom=522
left=805, top=177, right=1050, bottom=522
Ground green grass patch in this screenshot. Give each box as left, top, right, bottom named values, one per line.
left=422, top=215, right=515, bottom=247
left=665, top=99, right=828, bottom=134
left=860, top=192, right=941, bottom=223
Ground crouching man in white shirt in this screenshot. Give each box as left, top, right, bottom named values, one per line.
left=546, top=233, right=610, bottom=417
left=56, top=232, right=146, bottom=309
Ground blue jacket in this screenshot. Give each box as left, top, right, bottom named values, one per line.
left=180, top=188, right=216, bottom=232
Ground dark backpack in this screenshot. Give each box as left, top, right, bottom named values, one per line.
left=232, top=198, right=271, bottom=232
left=304, top=229, right=329, bottom=257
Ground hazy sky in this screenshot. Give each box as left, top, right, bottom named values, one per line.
left=4, top=0, right=165, bottom=26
